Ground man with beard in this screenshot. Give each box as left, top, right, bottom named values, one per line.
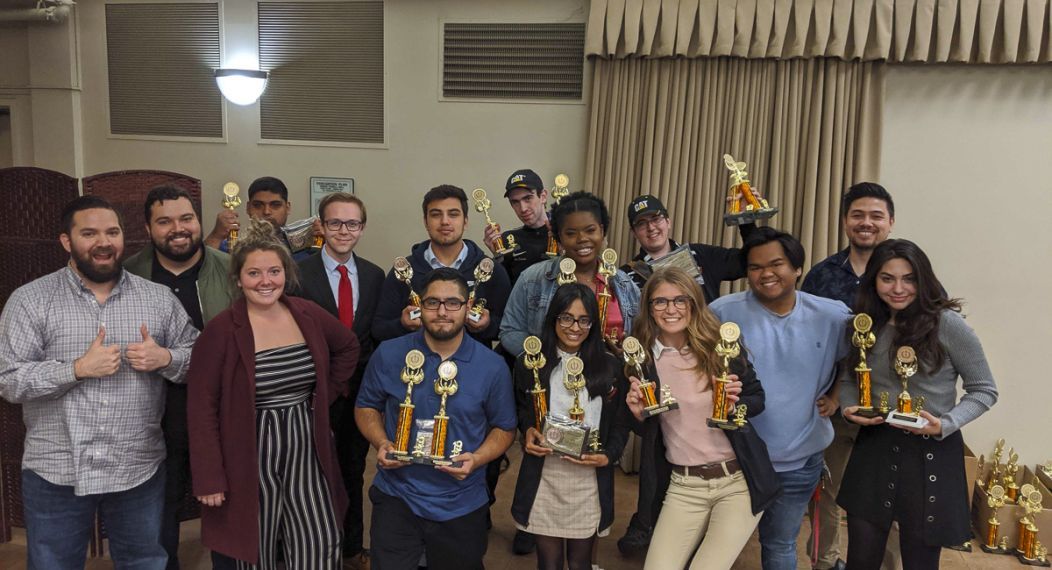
left=801, top=182, right=898, bottom=570
left=0, top=196, right=199, bottom=569
left=355, top=268, right=516, bottom=570
left=124, top=185, right=234, bottom=569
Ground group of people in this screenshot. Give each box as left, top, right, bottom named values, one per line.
left=0, top=170, right=998, bottom=570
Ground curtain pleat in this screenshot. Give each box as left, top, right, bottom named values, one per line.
left=585, top=0, right=1052, bottom=62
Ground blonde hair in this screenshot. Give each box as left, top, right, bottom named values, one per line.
left=632, top=267, right=723, bottom=377
left=229, top=218, right=301, bottom=295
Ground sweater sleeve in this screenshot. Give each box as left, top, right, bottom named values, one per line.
left=499, top=275, right=532, bottom=355
left=938, top=312, right=998, bottom=439
left=371, top=269, right=412, bottom=342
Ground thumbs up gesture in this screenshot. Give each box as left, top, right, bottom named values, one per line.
left=125, top=324, right=172, bottom=372
left=74, top=327, right=122, bottom=379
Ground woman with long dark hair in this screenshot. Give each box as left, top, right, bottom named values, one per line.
left=838, top=239, right=998, bottom=569
left=510, top=283, right=631, bottom=570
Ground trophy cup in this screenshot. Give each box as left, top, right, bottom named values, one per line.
left=409, top=361, right=463, bottom=467
left=885, top=346, right=929, bottom=429
left=472, top=188, right=514, bottom=255
left=542, top=355, right=592, bottom=458
left=708, top=322, right=745, bottom=430
left=391, top=350, right=426, bottom=462
left=597, top=248, right=619, bottom=341
left=393, top=257, right=422, bottom=320
left=221, top=182, right=242, bottom=246
left=622, top=336, right=678, bottom=418
left=983, top=484, right=1009, bottom=553
left=722, top=153, right=778, bottom=226
left=523, top=336, right=548, bottom=432
left=467, top=258, right=493, bottom=323
left=852, top=313, right=880, bottom=417
left=556, top=257, right=577, bottom=285
left=550, top=173, right=570, bottom=205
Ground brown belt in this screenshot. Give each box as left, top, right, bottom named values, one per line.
left=671, top=458, right=740, bottom=480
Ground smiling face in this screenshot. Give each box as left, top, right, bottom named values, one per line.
left=507, top=188, right=548, bottom=229
left=555, top=298, right=589, bottom=353
left=321, top=200, right=364, bottom=262
left=147, top=197, right=202, bottom=263
left=876, top=257, right=917, bottom=315
left=631, top=212, right=671, bottom=255
left=61, top=208, right=125, bottom=284
left=843, top=197, right=894, bottom=251
left=558, top=211, right=604, bottom=269
left=746, top=240, right=802, bottom=308
left=649, top=282, right=691, bottom=339
left=424, top=197, right=467, bottom=247
left=420, top=278, right=467, bottom=341
left=238, top=249, right=285, bottom=308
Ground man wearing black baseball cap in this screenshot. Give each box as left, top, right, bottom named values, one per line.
left=483, top=169, right=556, bottom=285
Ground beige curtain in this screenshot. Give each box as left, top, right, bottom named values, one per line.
left=585, top=57, right=884, bottom=279
left=586, top=0, right=1052, bottom=63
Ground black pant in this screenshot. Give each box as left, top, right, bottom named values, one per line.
left=332, top=396, right=371, bottom=555
left=368, top=486, right=488, bottom=570
left=161, top=385, right=191, bottom=570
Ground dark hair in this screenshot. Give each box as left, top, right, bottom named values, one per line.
left=421, top=185, right=468, bottom=217
left=852, top=239, right=961, bottom=373
left=742, top=226, right=806, bottom=270
left=421, top=267, right=469, bottom=300
left=319, top=192, right=367, bottom=224
left=539, top=283, right=614, bottom=397
left=551, top=191, right=610, bottom=240
left=841, top=182, right=895, bottom=219
left=61, top=196, right=123, bottom=235
left=248, top=176, right=289, bottom=202
left=144, top=185, right=199, bottom=224
left=229, top=218, right=301, bottom=295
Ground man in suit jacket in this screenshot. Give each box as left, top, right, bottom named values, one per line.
left=295, top=192, right=384, bottom=570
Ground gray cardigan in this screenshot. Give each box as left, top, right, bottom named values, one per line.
left=839, top=310, right=998, bottom=440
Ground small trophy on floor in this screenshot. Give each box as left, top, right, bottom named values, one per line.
left=722, top=153, right=778, bottom=226
left=983, top=484, right=1009, bottom=553
left=523, top=336, right=548, bottom=432
left=393, top=257, right=422, bottom=321
left=467, top=258, right=493, bottom=323
left=852, top=313, right=880, bottom=418
left=391, top=350, right=426, bottom=463
left=473, top=188, right=515, bottom=255
left=709, top=322, right=745, bottom=430
left=622, top=336, right=678, bottom=418
left=885, top=346, right=928, bottom=429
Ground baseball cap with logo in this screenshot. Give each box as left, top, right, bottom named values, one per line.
left=627, top=195, right=669, bottom=226
left=504, top=169, right=545, bottom=197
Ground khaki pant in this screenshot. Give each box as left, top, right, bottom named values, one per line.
left=645, top=469, right=761, bottom=570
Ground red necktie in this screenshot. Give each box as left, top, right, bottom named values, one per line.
left=336, top=265, right=354, bottom=329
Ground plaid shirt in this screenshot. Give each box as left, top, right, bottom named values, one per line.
left=0, top=266, right=198, bottom=495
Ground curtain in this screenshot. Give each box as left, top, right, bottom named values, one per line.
left=585, top=57, right=884, bottom=280
left=586, top=0, right=1052, bottom=63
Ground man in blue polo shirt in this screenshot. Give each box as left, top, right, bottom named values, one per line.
left=709, top=227, right=851, bottom=570
left=355, top=268, right=516, bottom=570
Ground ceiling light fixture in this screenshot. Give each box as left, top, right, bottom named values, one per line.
left=214, top=68, right=269, bottom=106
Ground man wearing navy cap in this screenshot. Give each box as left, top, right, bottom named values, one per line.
left=482, top=169, right=556, bottom=286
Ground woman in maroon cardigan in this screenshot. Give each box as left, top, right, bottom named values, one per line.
left=187, top=220, right=359, bottom=568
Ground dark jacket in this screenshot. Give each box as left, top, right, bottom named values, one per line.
left=123, top=245, right=234, bottom=324
left=638, top=348, right=781, bottom=522
left=372, top=239, right=511, bottom=344
left=510, top=352, right=633, bottom=533
left=186, top=295, right=360, bottom=563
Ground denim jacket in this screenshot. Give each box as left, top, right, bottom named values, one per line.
left=499, top=256, right=641, bottom=355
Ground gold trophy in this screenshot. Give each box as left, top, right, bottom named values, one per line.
left=542, top=355, right=593, bottom=458
left=983, top=484, right=1009, bottom=553
left=1017, top=489, right=1048, bottom=565
left=852, top=313, right=880, bottom=418
left=885, top=346, right=928, bottom=428
left=1005, top=450, right=1021, bottom=502
left=221, top=182, right=242, bottom=246
left=556, top=257, right=577, bottom=285
left=722, top=154, right=778, bottom=226
left=622, top=336, right=678, bottom=418
left=988, top=438, right=1007, bottom=492
left=472, top=188, right=514, bottom=255
left=544, top=173, right=570, bottom=257
left=391, top=350, right=426, bottom=462
left=523, top=336, right=548, bottom=432
left=393, top=256, right=422, bottom=321
left=708, top=322, right=745, bottom=430
left=564, top=355, right=587, bottom=423
left=596, top=248, right=619, bottom=341
left=409, top=361, right=463, bottom=467
left=467, top=258, right=494, bottom=323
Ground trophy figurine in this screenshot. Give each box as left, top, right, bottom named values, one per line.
left=596, top=249, right=619, bottom=341
left=878, top=391, right=890, bottom=414
left=472, top=188, right=514, bottom=255
left=563, top=356, right=587, bottom=423
left=523, top=336, right=548, bottom=432
left=391, top=350, right=426, bottom=462
left=393, top=257, right=422, bottom=320
left=544, top=173, right=570, bottom=257
left=556, top=257, right=577, bottom=286
left=1004, top=450, right=1021, bottom=502
left=412, top=361, right=463, bottom=468
left=982, top=484, right=1009, bottom=553
left=467, top=258, right=494, bottom=323
left=885, top=346, right=928, bottom=428
left=541, top=355, right=593, bottom=458
left=852, top=313, right=880, bottom=417
left=722, top=153, right=778, bottom=226
left=622, top=336, right=678, bottom=418
left=708, top=322, right=745, bottom=430
left=221, top=182, right=242, bottom=246
left=988, top=438, right=1007, bottom=492
left=587, top=429, right=603, bottom=454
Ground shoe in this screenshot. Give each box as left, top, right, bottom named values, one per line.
left=815, top=559, right=846, bottom=570
left=343, top=549, right=370, bottom=570
left=512, top=530, right=536, bottom=555
left=616, top=524, right=651, bottom=557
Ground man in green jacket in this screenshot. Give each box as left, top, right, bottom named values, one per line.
left=125, top=185, right=234, bottom=569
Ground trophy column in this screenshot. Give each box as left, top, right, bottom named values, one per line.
left=983, top=485, right=1008, bottom=553
left=563, top=356, right=586, bottom=423
left=622, top=336, right=678, bottom=418
left=523, top=336, right=548, bottom=431
left=708, top=323, right=743, bottom=430
left=467, top=258, right=493, bottom=323
left=886, top=346, right=927, bottom=428
left=392, top=350, right=425, bottom=462
left=597, top=249, right=620, bottom=342
left=722, top=154, right=778, bottom=226
left=545, top=174, right=569, bottom=256
left=852, top=313, right=879, bottom=417
left=419, top=360, right=463, bottom=468
left=393, top=257, right=423, bottom=320
left=472, top=188, right=514, bottom=255
left=221, top=182, right=241, bottom=246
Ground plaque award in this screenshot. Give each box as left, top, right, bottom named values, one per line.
left=391, top=350, right=426, bottom=463
left=885, top=346, right=929, bottom=429
left=221, top=182, right=241, bottom=246
left=649, top=244, right=704, bottom=286
left=281, top=216, right=320, bottom=253
left=472, top=188, right=514, bottom=255
left=622, top=336, right=678, bottom=418
left=597, top=248, right=619, bottom=341
left=722, top=154, right=778, bottom=226
left=467, top=258, right=494, bottom=323
left=852, top=313, right=880, bottom=418
left=393, top=257, right=422, bottom=320
left=409, top=361, right=464, bottom=468
left=523, top=336, right=548, bottom=432
left=556, top=257, right=577, bottom=286
left=983, top=484, right=1009, bottom=553
left=542, top=414, right=591, bottom=459
left=708, top=322, right=745, bottom=430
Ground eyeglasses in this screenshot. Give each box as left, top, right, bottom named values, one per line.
left=421, top=297, right=466, bottom=311
left=650, top=296, right=691, bottom=311
left=323, top=219, right=364, bottom=232
left=556, top=314, right=593, bottom=329
left=632, top=215, right=667, bottom=231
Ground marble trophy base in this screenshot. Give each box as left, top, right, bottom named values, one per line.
left=886, top=411, right=929, bottom=429
left=724, top=208, right=778, bottom=226
left=641, top=401, right=679, bottom=419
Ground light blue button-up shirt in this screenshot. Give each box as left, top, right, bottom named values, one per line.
left=423, top=242, right=468, bottom=270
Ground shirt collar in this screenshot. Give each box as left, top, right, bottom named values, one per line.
left=321, top=246, right=357, bottom=275
left=64, top=264, right=131, bottom=298
left=424, top=241, right=468, bottom=269
left=651, top=337, right=689, bottom=361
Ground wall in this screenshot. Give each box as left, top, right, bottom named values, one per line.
left=880, top=64, right=1052, bottom=463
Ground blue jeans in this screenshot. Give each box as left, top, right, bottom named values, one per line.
left=757, top=451, right=825, bottom=570
left=22, top=466, right=167, bottom=570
